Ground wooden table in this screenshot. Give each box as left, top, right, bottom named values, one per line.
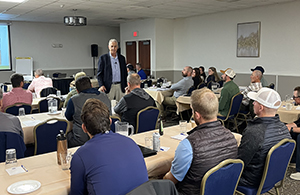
left=0, top=123, right=241, bottom=194
left=277, top=102, right=300, bottom=124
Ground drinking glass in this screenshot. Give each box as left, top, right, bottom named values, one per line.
left=5, top=149, right=17, bottom=168
left=60, top=152, right=72, bottom=170
left=18, top=108, right=25, bottom=116
left=179, top=120, right=187, bottom=134
left=56, top=90, right=61, bottom=97
left=145, top=137, right=153, bottom=149
left=144, top=83, right=148, bottom=88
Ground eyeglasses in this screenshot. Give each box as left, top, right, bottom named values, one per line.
left=293, top=96, right=300, bottom=99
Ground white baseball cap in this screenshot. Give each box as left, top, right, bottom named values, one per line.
left=220, top=68, right=236, bottom=79
left=248, top=87, right=281, bottom=109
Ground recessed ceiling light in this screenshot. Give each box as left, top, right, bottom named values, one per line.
left=0, top=0, right=27, bottom=2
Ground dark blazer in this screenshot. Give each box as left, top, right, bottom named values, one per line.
left=97, top=53, right=127, bottom=93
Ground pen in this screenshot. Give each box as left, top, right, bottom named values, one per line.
left=31, top=117, right=35, bottom=120
left=21, top=165, right=28, bottom=172
left=160, top=148, right=164, bottom=151
left=180, top=133, right=185, bottom=136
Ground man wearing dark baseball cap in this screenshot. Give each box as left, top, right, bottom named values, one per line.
left=238, top=88, right=291, bottom=188
left=251, top=66, right=268, bottom=87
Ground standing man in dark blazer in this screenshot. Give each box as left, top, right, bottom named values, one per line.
left=97, top=39, right=127, bottom=101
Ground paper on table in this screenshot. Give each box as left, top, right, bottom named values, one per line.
left=22, top=120, right=42, bottom=127
left=171, top=134, right=187, bottom=141
left=296, top=107, right=300, bottom=110
left=160, top=146, right=170, bottom=152
left=6, top=166, right=26, bottom=176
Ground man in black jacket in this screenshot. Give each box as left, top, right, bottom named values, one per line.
left=97, top=39, right=127, bottom=101
left=238, top=88, right=291, bottom=187
left=114, top=73, right=156, bottom=131
left=163, top=88, right=237, bottom=195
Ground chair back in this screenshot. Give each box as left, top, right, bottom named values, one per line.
left=136, top=106, right=160, bottom=134
left=40, top=87, right=58, bottom=97
left=237, top=139, right=296, bottom=195
left=197, top=82, right=206, bottom=89
left=228, top=93, right=243, bottom=117
left=110, top=116, right=121, bottom=133
left=0, top=132, right=26, bottom=163
left=126, top=179, right=178, bottom=195
left=5, top=103, right=32, bottom=116
left=33, top=118, right=68, bottom=155
left=38, top=97, right=61, bottom=113
left=23, top=83, right=30, bottom=89
left=206, top=81, right=212, bottom=89
left=187, top=86, right=195, bottom=96
left=258, top=139, right=295, bottom=194
left=1, top=83, right=8, bottom=92
left=268, top=83, right=275, bottom=89
left=200, top=159, right=244, bottom=195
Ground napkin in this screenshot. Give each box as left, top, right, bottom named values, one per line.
left=171, top=134, right=187, bottom=141
left=6, top=166, right=26, bottom=176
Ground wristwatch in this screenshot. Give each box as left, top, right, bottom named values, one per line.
left=291, top=127, right=294, bottom=133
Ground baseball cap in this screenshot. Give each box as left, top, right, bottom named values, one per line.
left=248, top=87, right=281, bottom=109
left=220, top=68, right=236, bottom=78
left=251, top=66, right=265, bottom=74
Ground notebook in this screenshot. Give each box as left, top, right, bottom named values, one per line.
left=138, top=145, right=157, bottom=158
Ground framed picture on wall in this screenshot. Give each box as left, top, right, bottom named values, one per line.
left=237, top=21, right=261, bottom=57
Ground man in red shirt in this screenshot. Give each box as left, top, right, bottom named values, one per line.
left=2, top=73, right=32, bottom=112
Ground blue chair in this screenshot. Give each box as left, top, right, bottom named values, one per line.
left=23, top=82, right=30, bottom=89
left=236, top=139, right=296, bottom=195
left=218, top=93, right=243, bottom=132
left=5, top=103, right=32, bottom=116
left=187, top=86, right=195, bottom=96
left=197, top=82, right=206, bottom=89
left=268, top=83, right=275, bottom=89
left=40, top=87, right=58, bottom=97
left=38, top=97, right=61, bottom=113
left=0, top=132, right=26, bottom=163
left=200, top=159, right=244, bottom=195
left=136, top=106, right=160, bottom=134
left=110, top=115, right=121, bottom=133
left=33, top=118, right=68, bottom=155
left=126, top=179, right=178, bottom=195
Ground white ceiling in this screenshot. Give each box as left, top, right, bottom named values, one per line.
left=0, top=0, right=297, bottom=26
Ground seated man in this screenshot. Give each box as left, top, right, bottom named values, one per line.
left=1, top=73, right=32, bottom=112
left=163, top=88, right=238, bottom=195
left=28, top=69, right=53, bottom=98
left=286, top=86, right=300, bottom=180
left=65, top=76, right=111, bottom=147
left=127, top=63, right=135, bottom=76
left=240, top=70, right=263, bottom=117
left=163, top=66, right=194, bottom=107
left=114, top=73, right=156, bottom=131
left=136, top=63, right=147, bottom=80
left=63, top=71, right=86, bottom=107
left=238, top=88, right=291, bottom=187
left=70, top=98, right=148, bottom=194
left=0, top=88, right=24, bottom=137
left=251, top=66, right=268, bottom=87
left=219, top=68, right=239, bottom=116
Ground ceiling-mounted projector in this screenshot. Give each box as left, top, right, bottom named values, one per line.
left=64, top=16, right=87, bottom=26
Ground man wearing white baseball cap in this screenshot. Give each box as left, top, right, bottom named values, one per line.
left=238, top=88, right=291, bottom=188
left=219, top=68, right=239, bottom=116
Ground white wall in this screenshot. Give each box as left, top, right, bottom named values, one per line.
left=174, top=1, right=300, bottom=76
left=10, top=22, right=119, bottom=71
left=120, top=18, right=156, bottom=75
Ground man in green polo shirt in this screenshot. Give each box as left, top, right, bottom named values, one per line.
left=219, top=68, right=240, bottom=116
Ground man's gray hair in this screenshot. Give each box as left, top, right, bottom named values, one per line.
left=253, top=70, right=262, bottom=80
left=108, top=39, right=118, bottom=46
left=35, top=69, right=44, bottom=76
left=127, top=73, right=141, bottom=86
left=0, top=88, right=3, bottom=100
